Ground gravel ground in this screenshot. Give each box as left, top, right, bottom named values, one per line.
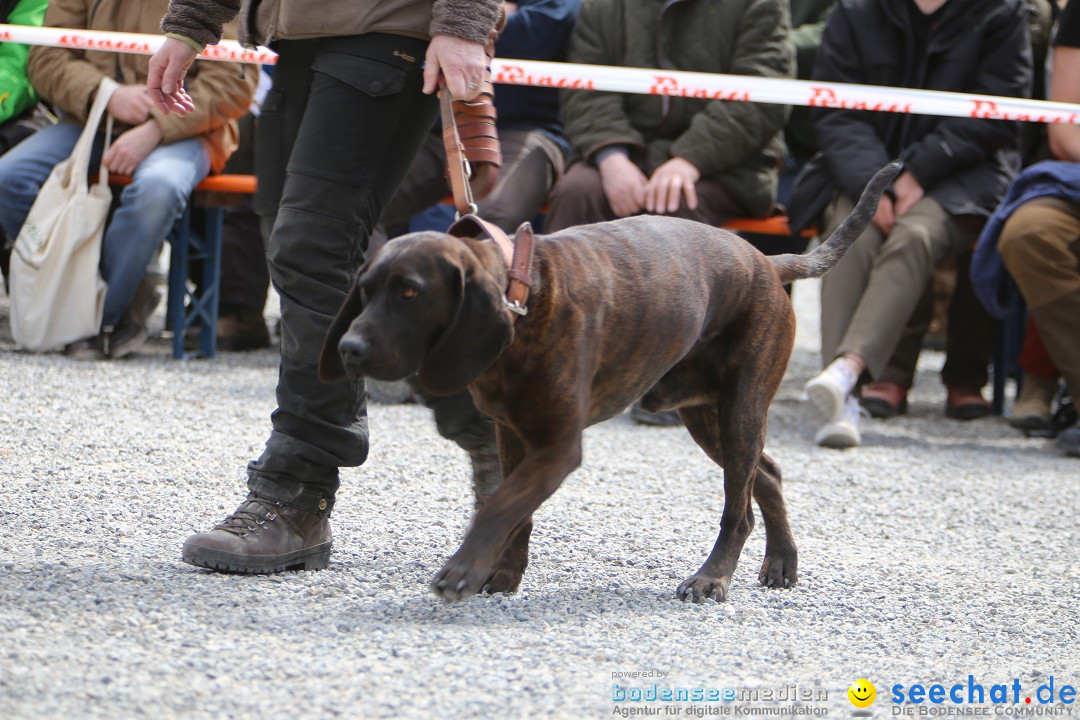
left=0, top=277, right=1076, bottom=720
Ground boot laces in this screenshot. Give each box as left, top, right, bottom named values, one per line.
left=214, top=497, right=281, bottom=537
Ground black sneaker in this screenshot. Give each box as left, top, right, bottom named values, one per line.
left=1057, top=425, right=1080, bottom=458
left=182, top=494, right=333, bottom=574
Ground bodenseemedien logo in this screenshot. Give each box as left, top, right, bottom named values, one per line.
left=849, top=679, right=877, bottom=709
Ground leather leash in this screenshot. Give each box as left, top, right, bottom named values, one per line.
left=441, top=84, right=533, bottom=320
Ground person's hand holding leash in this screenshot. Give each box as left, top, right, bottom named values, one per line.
left=598, top=152, right=647, bottom=218
left=423, top=34, right=487, bottom=101
left=645, top=156, right=700, bottom=214
left=147, top=37, right=198, bottom=116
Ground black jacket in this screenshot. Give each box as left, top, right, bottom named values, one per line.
left=789, top=0, right=1033, bottom=232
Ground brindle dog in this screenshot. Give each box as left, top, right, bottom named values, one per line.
left=319, top=162, right=901, bottom=602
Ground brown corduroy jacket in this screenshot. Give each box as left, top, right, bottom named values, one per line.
left=28, top=0, right=258, bottom=173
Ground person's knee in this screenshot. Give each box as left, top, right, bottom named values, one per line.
left=266, top=206, right=351, bottom=298
left=0, top=158, right=46, bottom=199
left=998, top=206, right=1051, bottom=270
left=880, top=219, right=937, bottom=269
left=123, top=175, right=190, bottom=219
left=548, top=165, right=602, bottom=208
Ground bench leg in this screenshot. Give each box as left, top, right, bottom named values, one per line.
left=167, top=206, right=223, bottom=359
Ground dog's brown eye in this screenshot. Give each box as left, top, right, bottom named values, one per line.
left=402, top=287, right=418, bottom=299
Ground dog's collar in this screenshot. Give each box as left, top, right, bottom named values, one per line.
left=447, top=214, right=534, bottom=321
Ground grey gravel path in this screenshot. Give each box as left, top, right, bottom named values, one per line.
left=1, top=279, right=1076, bottom=720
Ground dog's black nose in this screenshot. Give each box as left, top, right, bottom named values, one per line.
left=338, top=335, right=370, bottom=365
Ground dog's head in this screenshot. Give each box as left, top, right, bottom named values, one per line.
left=318, top=232, right=514, bottom=396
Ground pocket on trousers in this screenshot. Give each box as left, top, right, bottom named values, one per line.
left=311, top=53, right=409, bottom=97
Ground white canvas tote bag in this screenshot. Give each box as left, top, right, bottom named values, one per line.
left=10, top=76, right=119, bottom=351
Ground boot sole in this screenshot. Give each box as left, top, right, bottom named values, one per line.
left=182, top=542, right=332, bottom=574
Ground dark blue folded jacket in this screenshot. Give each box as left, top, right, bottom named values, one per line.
left=493, top=0, right=581, bottom=154
left=971, top=160, right=1080, bottom=319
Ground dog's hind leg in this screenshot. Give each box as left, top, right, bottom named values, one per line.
left=752, top=452, right=797, bottom=589
left=676, top=399, right=764, bottom=602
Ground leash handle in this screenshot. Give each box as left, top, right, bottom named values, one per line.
left=440, top=86, right=478, bottom=217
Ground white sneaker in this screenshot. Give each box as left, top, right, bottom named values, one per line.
left=815, top=396, right=864, bottom=449
left=805, top=357, right=861, bottom=420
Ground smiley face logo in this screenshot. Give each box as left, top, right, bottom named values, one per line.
left=848, top=678, right=876, bottom=708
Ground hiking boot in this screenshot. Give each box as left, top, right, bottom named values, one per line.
left=217, top=306, right=271, bottom=352
left=815, top=395, right=865, bottom=449
left=1008, top=374, right=1058, bottom=432
left=945, top=386, right=992, bottom=420
left=805, top=357, right=861, bottom=421
left=860, top=380, right=908, bottom=419
left=182, top=494, right=332, bottom=574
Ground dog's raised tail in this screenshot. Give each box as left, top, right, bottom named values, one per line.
left=770, top=160, right=903, bottom=284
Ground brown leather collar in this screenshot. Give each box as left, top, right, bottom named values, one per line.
left=447, top=214, right=534, bottom=321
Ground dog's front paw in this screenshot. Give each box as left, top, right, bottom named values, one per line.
left=482, top=567, right=524, bottom=595
left=676, top=574, right=731, bottom=603
left=431, top=558, right=492, bottom=601
left=758, top=553, right=797, bottom=589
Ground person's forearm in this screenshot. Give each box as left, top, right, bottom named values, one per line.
left=160, top=0, right=241, bottom=48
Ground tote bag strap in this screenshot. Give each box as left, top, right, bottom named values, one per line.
left=95, top=114, right=115, bottom=194
left=70, top=76, right=119, bottom=191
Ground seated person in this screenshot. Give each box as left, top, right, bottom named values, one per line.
left=858, top=0, right=1056, bottom=423
left=545, top=0, right=794, bottom=425
left=0, top=0, right=257, bottom=359
left=370, top=0, right=580, bottom=248
left=975, top=0, right=1080, bottom=458
left=789, top=0, right=1033, bottom=449
left=0, top=0, right=48, bottom=154
left=0, top=0, right=49, bottom=288
left=544, top=0, right=793, bottom=234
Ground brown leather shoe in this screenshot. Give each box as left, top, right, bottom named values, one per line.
left=182, top=494, right=332, bottom=573
left=860, top=381, right=908, bottom=419
left=945, top=386, right=992, bottom=420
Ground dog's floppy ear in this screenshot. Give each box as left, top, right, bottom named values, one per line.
left=318, top=277, right=364, bottom=383
left=417, top=256, right=513, bottom=396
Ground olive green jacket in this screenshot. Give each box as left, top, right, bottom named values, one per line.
left=560, top=0, right=794, bottom=217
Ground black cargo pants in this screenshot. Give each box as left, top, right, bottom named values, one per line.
left=245, top=35, right=493, bottom=512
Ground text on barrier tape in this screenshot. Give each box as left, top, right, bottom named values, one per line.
left=2, top=24, right=1079, bottom=124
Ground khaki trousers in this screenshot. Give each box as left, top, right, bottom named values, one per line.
left=819, top=193, right=980, bottom=380
left=998, top=196, right=1080, bottom=396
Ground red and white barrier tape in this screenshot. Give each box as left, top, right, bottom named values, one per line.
left=3, top=23, right=1079, bottom=124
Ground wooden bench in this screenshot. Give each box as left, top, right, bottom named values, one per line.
left=106, top=173, right=256, bottom=359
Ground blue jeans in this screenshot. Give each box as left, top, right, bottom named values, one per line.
left=0, top=121, right=210, bottom=328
